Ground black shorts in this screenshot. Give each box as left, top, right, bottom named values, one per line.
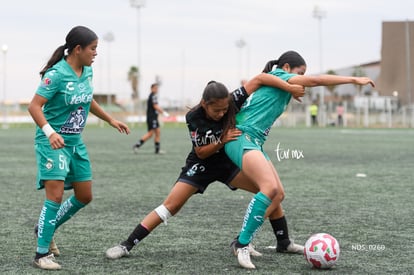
left=177, top=156, right=240, bottom=194
left=147, top=117, right=159, bottom=131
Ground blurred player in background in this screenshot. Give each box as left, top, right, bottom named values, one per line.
left=28, top=26, right=130, bottom=270
left=132, top=83, right=169, bottom=154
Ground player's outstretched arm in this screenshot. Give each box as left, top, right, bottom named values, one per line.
left=288, top=74, right=375, bottom=88
left=244, top=73, right=305, bottom=101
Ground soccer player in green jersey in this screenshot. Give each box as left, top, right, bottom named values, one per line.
left=28, top=26, right=130, bottom=270
left=225, top=50, right=375, bottom=269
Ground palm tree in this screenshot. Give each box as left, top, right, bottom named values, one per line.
left=128, top=66, right=139, bottom=100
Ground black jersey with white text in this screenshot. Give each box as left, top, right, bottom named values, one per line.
left=147, top=92, right=158, bottom=119
left=185, top=86, right=249, bottom=164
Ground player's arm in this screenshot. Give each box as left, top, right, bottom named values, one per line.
left=243, top=73, right=305, bottom=101
left=153, top=102, right=170, bottom=117
left=28, top=94, right=65, bottom=149
left=193, top=128, right=241, bottom=159
left=90, top=99, right=130, bottom=134
left=288, top=74, right=375, bottom=88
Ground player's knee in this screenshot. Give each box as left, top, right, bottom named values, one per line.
left=77, top=194, right=93, bottom=205
left=276, top=188, right=285, bottom=202
left=155, top=204, right=172, bottom=225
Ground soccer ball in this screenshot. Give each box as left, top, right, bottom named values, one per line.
left=304, top=233, right=340, bottom=269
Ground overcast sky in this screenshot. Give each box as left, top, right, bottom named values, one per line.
left=1, top=0, right=413, bottom=105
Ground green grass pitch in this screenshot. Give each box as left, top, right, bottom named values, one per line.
left=0, top=124, right=412, bottom=274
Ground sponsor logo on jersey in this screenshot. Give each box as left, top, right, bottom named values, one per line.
left=191, top=128, right=222, bottom=146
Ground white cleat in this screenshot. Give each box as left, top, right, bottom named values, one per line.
left=33, top=254, right=61, bottom=270
left=277, top=240, right=304, bottom=254
left=105, top=244, right=129, bottom=259
left=230, top=238, right=263, bottom=257
left=236, top=246, right=256, bottom=269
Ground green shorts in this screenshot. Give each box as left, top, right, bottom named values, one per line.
left=224, top=132, right=270, bottom=169
left=35, top=143, right=92, bottom=190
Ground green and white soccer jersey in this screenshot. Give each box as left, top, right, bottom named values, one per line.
left=35, top=58, right=94, bottom=146
left=235, top=68, right=296, bottom=143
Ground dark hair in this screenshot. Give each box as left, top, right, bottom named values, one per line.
left=151, top=83, right=159, bottom=89
left=262, top=50, right=306, bottom=73
left=40, top=26, right=98, bottom=77
left=193, top=81, right=236, bottom=134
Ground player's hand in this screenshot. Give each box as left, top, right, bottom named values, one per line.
left=109, top=119, right=130, bottom=134
left=49, top=133, right=65, bottom=149
left=221, top=128, right=242, bottom=143
left=354, top=77, right=375, bottom=87
left=288, top=84, right=305, bottom=102
left=163, top=111, right=170, bottom=117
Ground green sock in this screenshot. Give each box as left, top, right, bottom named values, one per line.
left=238, top=192, right=271, bottom=245
left=55, top=195, right=86, bottom=230
left=36, top=200, right=60, bottom=254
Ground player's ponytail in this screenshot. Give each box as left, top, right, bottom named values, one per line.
left=262, top=60, right=279, bottom=73
left=40, top=26, right=97, bottom=78
left=40, top=45, right=66, bottom=77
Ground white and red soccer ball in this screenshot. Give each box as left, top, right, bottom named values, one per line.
left=304, top=233, right=340, bottom=269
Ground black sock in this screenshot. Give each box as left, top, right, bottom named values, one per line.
left=121, top=223, right=150, bottom=251
left=35, top=252, right=49, bottom=260
left=270, top=216, right=291, bottom=248
left=155, top=142, right=160, bottom=153
left=135, top=139, right=144, bottom=147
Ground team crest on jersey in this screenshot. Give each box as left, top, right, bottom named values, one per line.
left=60, top=106, right=86, bottom=134
left=45, top=158, right=54, bottom=170
left=41, top=78, right=52, bottom=88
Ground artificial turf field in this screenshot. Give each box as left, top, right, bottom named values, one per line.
left=0, top=124, right=412, bottom=274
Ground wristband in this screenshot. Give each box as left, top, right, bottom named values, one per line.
left=42, top=123, right=56, bottom=138
left=163, top=111, right=170, bottom=117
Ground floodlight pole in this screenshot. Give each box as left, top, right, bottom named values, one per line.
left=235, top=38, right=246, bottom=85
left=313, top=6, right=326, bottom=126
left=2, top=44, right=8, bottom=129
left=103, top=32, right=114, bottom=108
left=405, top=20, right=413, bottom=127
left=130, top=0, right=145, bottom=103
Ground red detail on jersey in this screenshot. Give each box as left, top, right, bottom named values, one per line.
left=42, top=78, right=52, bottom=87
left=190, top=131, right=197, bottom=140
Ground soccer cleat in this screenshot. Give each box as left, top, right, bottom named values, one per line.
left=236, top=246, right=255, bottom=269
left=132, top=144, right=140, bottom=154
left=34, top=224, right=60, bottom=256
left=155, top=150, right=166, bottom=155
left=105, top=244, right=129, bottom=259
left=230, top=238, right=263, bottom=257
left=276, top=240, right=304, bottom=254
left=33, top=254, right=61, bottom=270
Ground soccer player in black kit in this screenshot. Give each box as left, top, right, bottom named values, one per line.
left=133, top=83, right=169, bottom=154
